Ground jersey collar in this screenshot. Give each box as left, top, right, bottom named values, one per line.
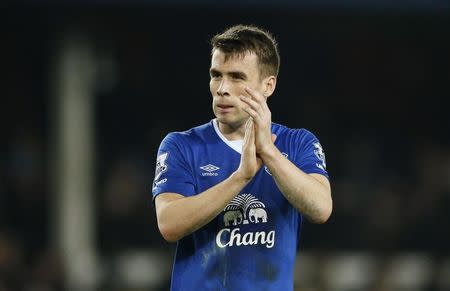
left=212, top=119, right=243, bottom=154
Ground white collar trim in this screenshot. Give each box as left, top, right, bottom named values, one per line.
left=212, top=119, right=243, bottom=154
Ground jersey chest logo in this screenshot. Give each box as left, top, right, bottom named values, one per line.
left=216, top=194, right=275, bottom=249
left=199, top=164, right=220, bottom=176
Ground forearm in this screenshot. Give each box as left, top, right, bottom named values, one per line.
left=157, top=171, right=249, bottom=242
left=260, top=146, right=332, bottom=223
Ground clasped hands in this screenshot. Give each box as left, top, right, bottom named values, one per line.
left=238, top=87, right=277, bottom=180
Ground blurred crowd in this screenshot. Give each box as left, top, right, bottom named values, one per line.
left=2, top=5, right=449, bottom=291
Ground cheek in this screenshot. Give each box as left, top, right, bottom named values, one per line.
left=236, top=82, right=248, bottom=93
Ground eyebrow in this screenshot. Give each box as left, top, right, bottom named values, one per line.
left=209, top=68, right=247, bottom=80
left=209, top=68, right=221, bottom=76
left=229, top=71, right=247, bottom=80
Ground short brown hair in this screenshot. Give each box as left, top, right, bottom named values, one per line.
left=210, top=24, right=280, bottom=78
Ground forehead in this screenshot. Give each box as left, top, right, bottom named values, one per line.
left=210, top=49, right=259, bottom=72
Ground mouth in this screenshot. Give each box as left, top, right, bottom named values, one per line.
left=216, top=104, right=234, bottom=114
left=217, top=104, right=234, bottom=109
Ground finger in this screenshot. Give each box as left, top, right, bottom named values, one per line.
left=245, top=118, right=255, bottom=143
left=271, top=134, right=277, bottom=143
left=245, top=117, right=253, bottom=128
left=240, top=95, right=263, bottom=114
left=243, top=119, right=257, bottom=159
left=244, top=86, right=270, bottom=110
left=249, top=119, right=255, bottom=142
left=244, top=86, right=261, bottom=100
left=240, top=95, right=264, bottom=121
left=243, top=118, right=252, bottom=145
left=242, top=105, right=263, bottom=124
left=249, top=124, right=260, bottom=163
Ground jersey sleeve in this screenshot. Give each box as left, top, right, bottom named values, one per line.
left=296, top=130, right=329, bottom=178
left=152, top=132, right=196, bottom=200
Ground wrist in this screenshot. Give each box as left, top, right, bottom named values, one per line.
left=232, top=169, right=253, bottom=184
left=258, top=143, right=278, bottom=160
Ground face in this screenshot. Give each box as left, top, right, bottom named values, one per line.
left=209, top=49, right=267, bottom=130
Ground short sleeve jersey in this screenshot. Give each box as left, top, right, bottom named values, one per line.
left=152, top=119, right=328, bottom=291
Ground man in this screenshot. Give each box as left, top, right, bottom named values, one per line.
left=152, top=24, right=332, bottom=290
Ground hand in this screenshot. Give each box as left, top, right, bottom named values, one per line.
left=240, top=87, right=277, bottom=156
left=236, top=118, right=263, bottom=181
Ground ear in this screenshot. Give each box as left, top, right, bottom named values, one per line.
left=262, top=76, right=277, bottom=99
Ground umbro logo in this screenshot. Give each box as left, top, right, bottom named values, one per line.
left=200, top=164, right=220, bottom=176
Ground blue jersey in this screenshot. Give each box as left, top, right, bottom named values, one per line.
left=152, top=119, right=328, bottom=291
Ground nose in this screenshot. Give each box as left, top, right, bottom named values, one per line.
left=216, top=79, right=230, bottom=97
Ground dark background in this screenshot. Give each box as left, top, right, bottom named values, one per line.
left=1, top=2, right=450, bottom=290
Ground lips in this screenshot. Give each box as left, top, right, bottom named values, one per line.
left=217, top=104, right=233, bottom=109
left=216, top=104, right=234, bottom=113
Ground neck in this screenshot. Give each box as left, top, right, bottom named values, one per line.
left=216, top=119, right=246, bottom=141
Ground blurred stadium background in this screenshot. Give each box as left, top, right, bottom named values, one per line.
left=2, top=0, right=450, bottom=290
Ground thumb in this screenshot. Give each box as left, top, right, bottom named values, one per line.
left=271, top=134, right=277, bottom=143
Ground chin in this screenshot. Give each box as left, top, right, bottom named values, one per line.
left=217, top=116, right=246, bottom=128
left=215, top=115, right=231, bottom=124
